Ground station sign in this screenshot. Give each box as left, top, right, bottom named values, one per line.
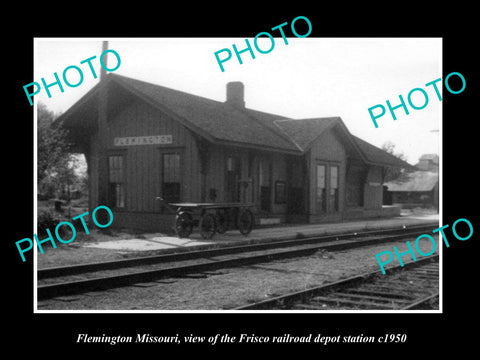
left=114, top=135, right=173, bottom=146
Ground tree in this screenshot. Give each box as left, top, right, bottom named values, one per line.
left=381, top=141, right=409, bottom=182
left=37, top=102, right=75, bottom=200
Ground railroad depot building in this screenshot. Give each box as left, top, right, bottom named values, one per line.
left=57, top=74, right=411, bottom=232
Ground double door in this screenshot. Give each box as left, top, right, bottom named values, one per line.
left=316, top=163, right=339, bottom=214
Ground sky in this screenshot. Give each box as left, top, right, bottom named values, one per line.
left=34, top=37, right=442, bottom=164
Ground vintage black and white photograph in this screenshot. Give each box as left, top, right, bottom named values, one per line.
left=34, top=37, right=441, bottom=312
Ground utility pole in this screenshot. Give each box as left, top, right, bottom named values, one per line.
left=93, top=40, right=110, bottom=222
left=101, top=41, right=108, bottom=80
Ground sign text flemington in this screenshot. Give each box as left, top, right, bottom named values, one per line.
left=114, top=135, right=173, bottom=146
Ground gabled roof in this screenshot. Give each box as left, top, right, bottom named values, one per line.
left=352, top=135, right=414, bottom=169
left=110, top=74, right=299, bottom=153
left=273, top=117, right=413, bottom=168
left=58, top=74, right=412, bottom=168
left=274, top=117, right=339, bottom=151
left=385, top=171, right=439, bottom=192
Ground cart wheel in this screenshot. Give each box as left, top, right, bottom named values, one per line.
left=215, top=209, right=228, bottom=234
left=174, top=211, right=193, bottom=238
left=237, top=209, right=254, bottom=235
left=199, top=213, right=217, bottom=239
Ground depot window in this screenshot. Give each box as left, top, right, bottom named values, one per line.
left=108, top=155, right=125, bottom=208
left=316, top=163, right=339, bottom=213
left=259, top=157, right=272, bottom=212
left=316, top=164, right=326, bottom=213
left=330, top=165, right=339, bottom=212
left=162, top=153, right=181, bottom=204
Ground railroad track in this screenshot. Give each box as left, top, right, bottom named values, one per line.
left=37, top=224, right=437, bottom=301
left=233, top=255, right=439, bottom=310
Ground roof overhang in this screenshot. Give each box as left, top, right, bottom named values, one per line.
left=54, top=74, right=414, bottom=167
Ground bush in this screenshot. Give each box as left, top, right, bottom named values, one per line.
left=37, top=209, right=65, bottom=235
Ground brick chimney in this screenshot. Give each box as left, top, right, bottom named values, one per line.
left=226, top=81, right=245, bottom=108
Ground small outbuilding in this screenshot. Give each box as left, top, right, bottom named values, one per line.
left=415, top=154, right=439, bottom=172
left=56, top=74, right=411, bottom=231
left=384, top=170, right=439, bottom=211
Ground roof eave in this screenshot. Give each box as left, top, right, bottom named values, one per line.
left=53, top=82, right=101, bottom=130
left=328, top=118, right=372, bottom=165
left=213, top=138, right=303, bottom=155
left=109, top=75, right=217, bottom=144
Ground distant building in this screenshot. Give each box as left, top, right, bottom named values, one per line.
left=56, top=74, right=411, bottom=231
left=415, top=154, right=439, bottom=172
left=384, top=154, right=439, bottom=211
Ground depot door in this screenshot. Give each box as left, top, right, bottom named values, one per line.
left=286, top=157, right=305, bottom=216
left=226, top=156, right=241, bottom=202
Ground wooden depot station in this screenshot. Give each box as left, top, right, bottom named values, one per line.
left=57, top=74, right=411, bottom=234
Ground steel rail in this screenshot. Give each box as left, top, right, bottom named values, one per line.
left=232, top=255, right=439, bottom=310
left=401, top=293, right=439, bottom=310
left=37, top=227, right=438, bottom=302
left=38, top=223, right=437, bottom=280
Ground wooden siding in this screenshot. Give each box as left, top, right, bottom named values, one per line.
left=363, top=165, right=384, bottom=209
left=204, top=144, right=226, bottom=202
left=87, top=132, right=100, bottom=212
left=204, top=146, right=257, bottom=206
left=271, top=152, right=287, bottom=214
left=307, top=128, right=346, bottom=219
left=305, top=129, right=387, bottom=222
left=90, top=99, right=202, bottom=216
left=86, top=97, right=390, bottom=231
left=346, top=159, right=367, bottom=208
left=201, top=145, right=288, bottom=216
